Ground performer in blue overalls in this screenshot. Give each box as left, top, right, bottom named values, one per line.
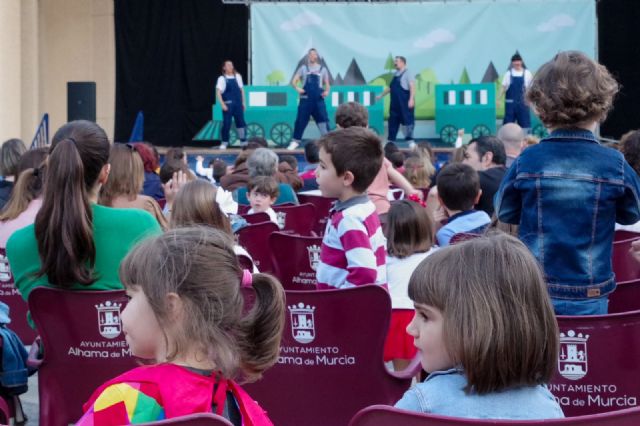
left=287, top=48, right=330, bottom=151
left=216, top=60, right=247, bottom=149
left=500, top=53, right=533, bottom=130
left=377, top=56, right=416, bottom=148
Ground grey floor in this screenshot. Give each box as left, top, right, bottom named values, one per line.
left=18, top=374, right=38, bottom=425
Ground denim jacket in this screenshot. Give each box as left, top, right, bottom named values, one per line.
left=395, top=368, right=564, bottom=420
left=495, top=129, right=640, bottom=299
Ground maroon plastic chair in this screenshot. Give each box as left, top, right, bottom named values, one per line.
left=243, top=286, right=420, bottom=426
left=449, top=232, right=482, bottom=245
left=236, top=254, right=254, bottom=272
left=612, top=233, right=640, bottom=282
left=156, top=198, right=167, bottom=209
left=296, top=194, right=336, bottom=235
left=272, top=203, right=317, bottom=235
left=269, top=232, right=323, bottom=290
left=237, top=204, right=250, bottom=215
left=139, top=413, right=232, bottom=425
left=27, top=288, right=137, bottom=425
left=236, top=221, right=279, bottom=273
left=240, top=212, right=270, bottom=225
left=614, top=230, right=640, bottom=242
left=349, top=404, right=640, bottom=426
left=0, top=249, right=37, bottom=344
left=609, top=279, right=640, bottom=313
left=549, top=310, right=640, bottom=417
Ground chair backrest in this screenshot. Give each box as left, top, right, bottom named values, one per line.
left=28, top=287, right=138, bottom=425
left=614, top=230, right=640, bottom=242
left=236, top=221, right=279, bottom=273
left=269, top=232, right=323, bottom=290
left=296, top=194, right=336, bottom=235
left=550, top=310, right=640, bottom=417
left=349, top=404, right=640, bottom=426
left=0, top=249, right=37, bottom=344
left=612, top=233, right=640, bottom=282
left=236, top=254, right=254, bottom=272
left=139, top=413, right=233, bottom=425
left=272, top=203, right=317, bottom=235
left=449, top=232, right=482, bottom=245
left=241, top=212, right=270, bottom=225
left=609, top=279, right=640, bottom=314
left=243, top=286, right=415, bottom=426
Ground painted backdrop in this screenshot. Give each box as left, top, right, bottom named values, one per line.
left=251, top=0, right=596, bottom=119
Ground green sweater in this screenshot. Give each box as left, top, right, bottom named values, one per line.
left=6, top=204, right=162, bottom=303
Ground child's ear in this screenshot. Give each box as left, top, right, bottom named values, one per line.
left=165, top=292, right=184, bottom=322
left=474, top=189, right=483, bottom=204
left=342, top=171, right=355, bottom=187
left=483, top=151, right=494, bottom=167
left=98, top=164, right=111, bottom=185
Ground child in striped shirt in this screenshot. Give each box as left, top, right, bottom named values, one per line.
left=315, top=127, right=387, bottom=289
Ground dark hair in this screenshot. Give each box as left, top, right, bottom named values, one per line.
left=395, top=56, right=407, bottom=65
left=436, top=163, right=480, bottom=211
left=408, top=233, right=558, bottom=394
left=335, top=102, right=369, bottom=128
left=212, top=159, right=228, bottom=182
left=388, top=151, right=405, bottom=169
left=34, top=120, right=110, bottom=287
left=247, top=176, right=280, bottom=199
left=221, top=59, right=235, bottom=75
left=384, top=142, right=399, bottom=157
left=120, top=227, right=286, bottom=382
left=386, top=200, right=434, bottom=258
left=279, top=154, right=298, bottom=171
left=304, top=142, right=319, bottom=164
left=0, top=139, right=27, bottom=179
left=0, top=148, right=48, bottom=221
left=469, top=136, right=506, bottom=166
left=316, top=127, right=383, bottom=193
left=620, top=130, right=640, bottom=176
left=165, top=148, right=185, bottom=163
left=526, top=51, right=619, bottom=128
left=160, top=160, right=192, bottom=184
left=245, top=137, right=268, bottom=150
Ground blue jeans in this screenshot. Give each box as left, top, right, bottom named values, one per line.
left=552, top=297, right=608, bottom=316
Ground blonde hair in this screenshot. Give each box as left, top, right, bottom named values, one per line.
left=408, top=233, right=558, bottom=394
left=386, top=200, right=434, bottom=258
left=403, top=156, right=432, bottom=188
left=0, top=148, right=48, bottom=221
left=120, top=227, right=285, bottom=382
left=170, top=180, right=231, bottom=234
left=99, top=144, right=144, bottom=206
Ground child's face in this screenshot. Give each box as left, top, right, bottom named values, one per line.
left=121, top=286, right=164, bottom=360
left=316, top=147, right=346, bottom=199
left=406, top=303, right=453, bottom=372
left=248, top=189, right=276, bottom=213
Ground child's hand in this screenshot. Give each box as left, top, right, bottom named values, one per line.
left=162, top=171, right=188, bottom=208
left=630, top=240, right=640, bottom=264
left=196, top=155, right=204, bottom=162
left=458, top=128, right=465, bottom=137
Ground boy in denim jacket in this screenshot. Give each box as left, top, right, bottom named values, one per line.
left=495, top=51, right=640, bottom=315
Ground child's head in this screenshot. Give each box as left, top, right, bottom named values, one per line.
left=99, top=143, right=144, bottom=206
left=0, top=138, right=27, bottom=179
left=335, top=102, right=369, bottom=128
left=212, top=158, right=228, bottom=182
left=304, top=142, right=319, bottom=165
left=526, top=51, right=619, bottom=129
left=403, top=156, right=431, bottom=188
left=0, top=148, right=48, bottom=222
left=119, top=226, right=285, bottom=381
left=620, top=130, right=640, bottom=176
left=279, top=154, right=298, bottom=173
left=170, top=179, right=231, bottom=234
left=247, top=176, right=279, bottom=212
left=386, top=200, right=434, bottom=258
left=316, top=127, right=383, bottom=199
left=132, top=142, right=158, bottom=174
left=407, top=233, right=558, bottom=393
left=388, top=151, right=405, bottom=169
left=436, top=163, right=481, bottom=212
left=160, top=159, right=194, bottom=184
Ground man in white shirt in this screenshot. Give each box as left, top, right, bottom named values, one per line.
left=499, top=53, right=533, bottom=130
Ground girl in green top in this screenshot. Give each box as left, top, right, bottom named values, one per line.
left=7, top=120, right=162, bottom=303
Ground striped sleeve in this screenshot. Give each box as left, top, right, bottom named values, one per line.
left=337, top=214, right=378, bottom=287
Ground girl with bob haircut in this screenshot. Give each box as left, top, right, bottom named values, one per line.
left=78, top=227, right=285, bottom=425
left=383, top=200, right=436, bottom=371
left=402, top=156, right=432, bottom=188
left=495, top=51, right=640, bottom=316
left=99, top=143, right=167, bottom=230
left=395, top=233, right=563, bottom=420
left=6, top=121, right=162, bottom=304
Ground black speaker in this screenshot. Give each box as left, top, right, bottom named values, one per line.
left=67, top=82, right=96, bottom=122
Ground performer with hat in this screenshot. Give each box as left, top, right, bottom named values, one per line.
left=500, top=52, right=533, bottom=130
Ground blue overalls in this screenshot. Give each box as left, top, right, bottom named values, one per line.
left=221, top=75, right=246, bottom=144
left=503, top=69, right=531, bottom=128
left=388, top=70, right=415, bottom=141
left=293, top=65, right=329, bottom=141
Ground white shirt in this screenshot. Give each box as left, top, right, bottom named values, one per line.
left=216, top=73, right=244, bottom=93
left=195, top=159, right=215, bottom=183
left=248, top=207, right=278, bottom=224
left=387, top=248, right=437, bottom=309
left=501, top=69, right=533, bottom=89
left=234, top=245, right=259, bottom=273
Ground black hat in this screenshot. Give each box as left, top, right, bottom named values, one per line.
left=511, top=52, right=523, bottom=62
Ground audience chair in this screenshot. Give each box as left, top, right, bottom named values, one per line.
left=296, top=194, right=336, bottom=235
left=236, top=254, right=255, bottom=272
left=139, top=413, right=232, bottom=425
left=236, top=221, right=279, bottom=273
left=349, top=404, right=640, bottom=426
left=27, top=288, right=137, bottom=425
left=449, top=232, right=482, bottom=245
left=550, top=310, right=640, bottom=416
left=0, top=249, right=37, bottom=344
left=243, top=286, right=421, bottom=426
left=614, top=230, right=640, bottom=242
left=269, top=232, right=323, bottom=290
left=612, top=232, right=640, bottom=282
left=240, top=211, right=270, bottom=225
left=609, top=279, right=640, bottom=314
left=272, top=203, right=317, bottom=235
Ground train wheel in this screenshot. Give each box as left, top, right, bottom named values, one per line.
left=440, top=125, right=458, bottom=144
left=247, top=123, right=265, bottom=139
left=270, top=123, right=293, bottom=147
left=472, top=124, right=491, bottom=138
left=532, top=124, right=548, bottom=139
